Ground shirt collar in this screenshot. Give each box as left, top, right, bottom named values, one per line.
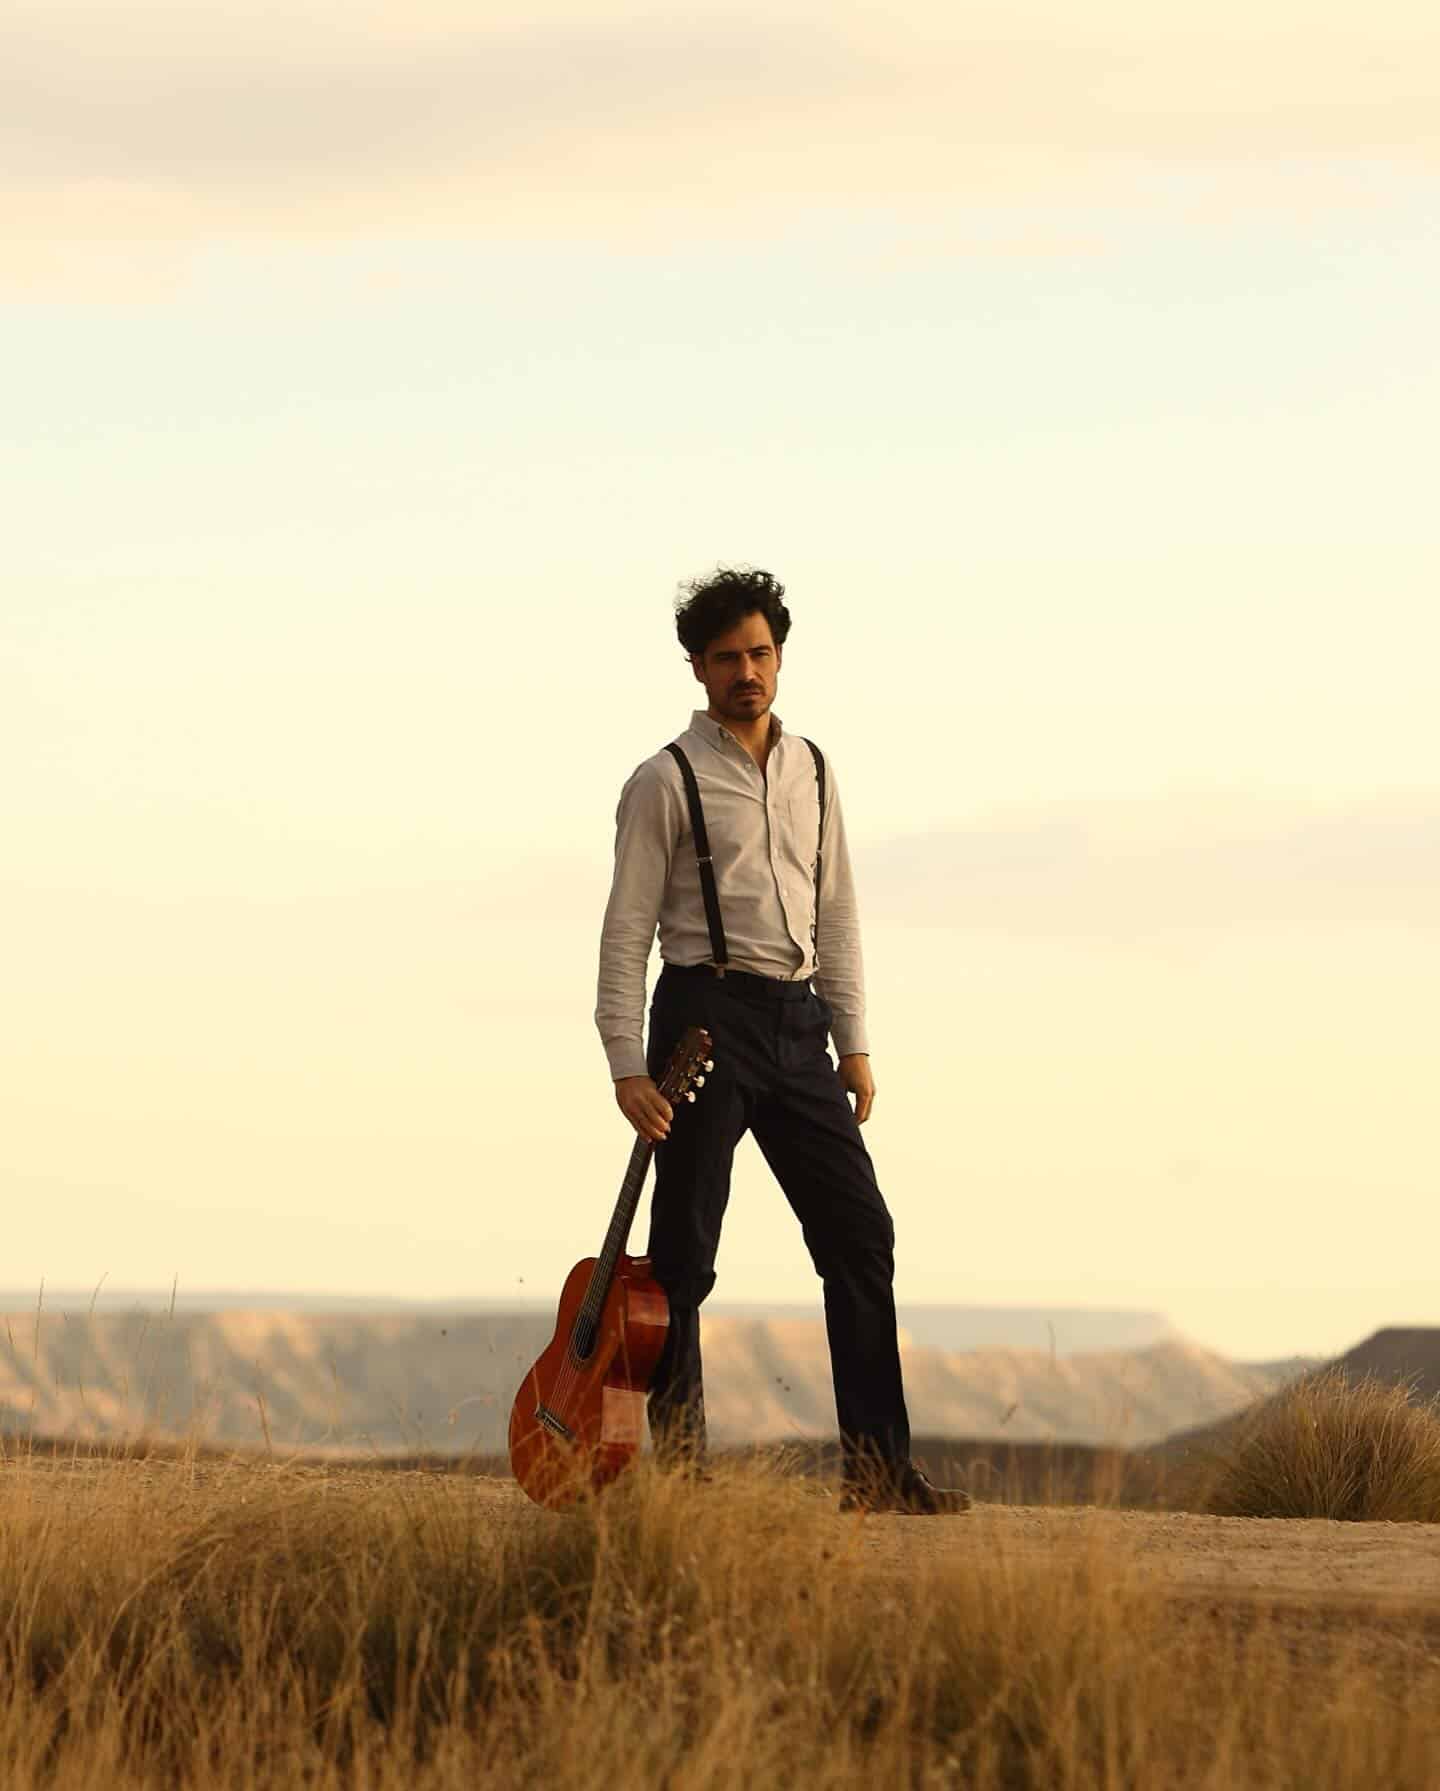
left=689, top=709, right=784, bottom=752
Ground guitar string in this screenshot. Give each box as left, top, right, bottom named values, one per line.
left=543, top=1140, right=655, bottom=1427
left=538, top=1042, right=706, bottom=1430
left=543, top=1139, right=652, bottom=1424
left=537, top=1038, right=705, bottom=1425
left=543, top=1130, right=651, bottom=1422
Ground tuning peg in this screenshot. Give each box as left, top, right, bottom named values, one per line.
left=693, top=1075, right=705, bottom=1088
left=685, top=1090, right=697, bottom=1103
left=703, top=1059, right=715, bottom=1072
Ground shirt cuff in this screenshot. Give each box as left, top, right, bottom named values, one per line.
left=605, top=1038, right=650, bottom=1082
left=830, top=1015, right=869, bottom=1057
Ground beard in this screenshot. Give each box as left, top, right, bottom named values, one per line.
left=718, top=684, right=770, bottom=718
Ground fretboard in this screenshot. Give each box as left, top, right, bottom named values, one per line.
left=571, top=1134, right=655, bottom=1353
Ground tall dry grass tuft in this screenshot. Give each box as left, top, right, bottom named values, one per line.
left=1204, top=1368, right=1440, bottom=1522
left=0, top=1446, right=1437, bottom=1786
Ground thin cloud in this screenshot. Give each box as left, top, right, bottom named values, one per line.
left=857, top=792, right=1440, bottom=936
left=4, top=0, right=1436, bottom=282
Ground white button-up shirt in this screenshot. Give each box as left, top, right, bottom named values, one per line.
left=595, top=710, right=869, bottom=1081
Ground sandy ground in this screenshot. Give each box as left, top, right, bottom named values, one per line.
left=861, top=1500, right=1440, bottom=1610
left=10, top=1457, right=1440, bottom=1617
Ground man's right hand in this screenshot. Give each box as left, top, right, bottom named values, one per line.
left=614, top=1075, right=674, bottom=1143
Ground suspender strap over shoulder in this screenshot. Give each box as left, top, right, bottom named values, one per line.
left=801, top=738, right=826, bottom=953
left=665, top=742, right=729, bottom=973
left=666, top=735, right=826, bottom=976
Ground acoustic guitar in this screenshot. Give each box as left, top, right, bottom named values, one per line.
left=508, top=1026, right=714, bottom=1509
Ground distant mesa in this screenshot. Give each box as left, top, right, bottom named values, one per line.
left=716, top=1302, right=1176, bottom=1358
left=0, top=1296, right=1287, bottom=1458
left=0, top=1291, right=1176, bottom=1359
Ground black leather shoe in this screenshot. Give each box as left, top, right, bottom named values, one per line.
left=838, top=1460, right=972, bottom=1516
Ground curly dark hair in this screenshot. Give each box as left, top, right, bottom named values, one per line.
left=674, top=566, right=792, bottom=658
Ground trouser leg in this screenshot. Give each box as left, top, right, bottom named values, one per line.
left=750, top=996, right=911, bottom=1479
left=643, top=978, right=752, bottom=1459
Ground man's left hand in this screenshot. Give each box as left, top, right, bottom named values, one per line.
left=837, top=1053, right=875, bottom=1124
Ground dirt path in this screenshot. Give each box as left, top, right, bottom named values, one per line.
left=855, top=1501, right=1440, bottom=1608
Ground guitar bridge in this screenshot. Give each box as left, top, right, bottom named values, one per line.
left=535, top=1404, right=575, bottom=1441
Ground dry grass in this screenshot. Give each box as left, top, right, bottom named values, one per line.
left=0, top=1449, right=1437, bottom=1787
left=1204, top=1368, right=1440, bottom=1522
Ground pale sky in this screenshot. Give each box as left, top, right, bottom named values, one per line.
left=4, top=1, right=1437, bottom=1360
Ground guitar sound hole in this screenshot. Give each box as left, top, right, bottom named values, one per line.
left=571, top=1317, right=597, bottom=1361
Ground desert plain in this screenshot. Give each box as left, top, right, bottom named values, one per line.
left=4, top=1313, right=1440, bottom=1785
left=19, top=1450, right=1440, bottom=1611
left=4, top=1444, right=1439, bottom=1788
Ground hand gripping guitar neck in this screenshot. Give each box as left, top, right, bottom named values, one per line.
left=508, top=1028, right=714, bottom=1508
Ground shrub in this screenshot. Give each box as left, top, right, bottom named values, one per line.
left=1204, top=1367, right=1440, bottom=1522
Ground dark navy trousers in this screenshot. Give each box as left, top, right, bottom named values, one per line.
left=644, top=962, right=911, bottom=1474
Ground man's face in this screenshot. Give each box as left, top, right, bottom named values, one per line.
left=692, top=612, right=782, bottom=724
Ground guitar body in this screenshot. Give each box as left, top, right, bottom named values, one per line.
left=508, top=1252, right=670, bottom=1509
left=507, top=1025, right=709, bottom=1512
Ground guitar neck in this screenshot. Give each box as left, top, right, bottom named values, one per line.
left=567, top=1026, right=709, bottom=1348
left=581, top=1135, right=655, bottom=1323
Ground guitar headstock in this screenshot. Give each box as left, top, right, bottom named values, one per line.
left=656, top=1027, right=714, bottom=1107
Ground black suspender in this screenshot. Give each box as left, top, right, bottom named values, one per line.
left=804, top=736, right=826, bottom=953
left=665, top=737, right=827, bottom=976
left=665, top=743, right=729, bottom=973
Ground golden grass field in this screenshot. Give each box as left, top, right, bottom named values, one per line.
left=2, top=1445, right=1438, bottom=1789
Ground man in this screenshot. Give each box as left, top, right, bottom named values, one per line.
left=595, top=566, right=968, bottom=1515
